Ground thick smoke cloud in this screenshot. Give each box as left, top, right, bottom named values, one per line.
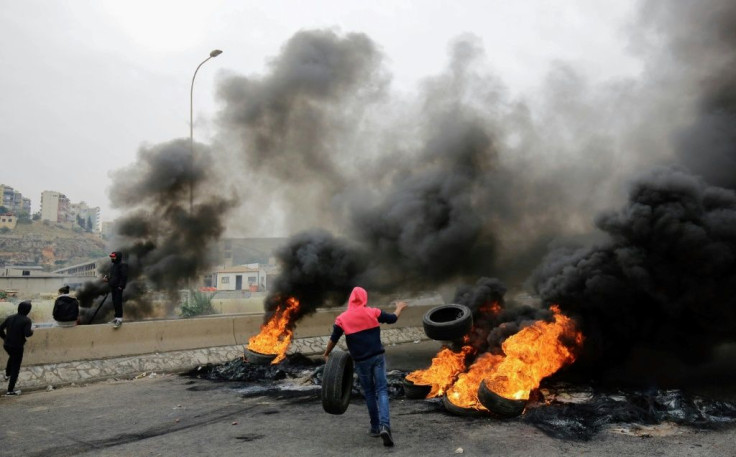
left=532, top=167, right=736, bottom=371
left=83, top=139, right=235, bottom=319
left=217, top=29, right=388, bottom=232
left=523, top=0, right=736, bottom=380
left=350, top=114, right=499, bottom=291
left=263, top=229, right=367, bottom=321
left=637, top=0, right=736, bottom=189
left=96, top=0, right=736, bottom=385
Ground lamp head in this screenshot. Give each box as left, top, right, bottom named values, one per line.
left=210, top=49, right=223, bottom=58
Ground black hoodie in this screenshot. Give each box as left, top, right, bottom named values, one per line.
left=109, top=251, right=128, bottom=289
left=0, top=301, right=34, bottom=348
left=53, top=294, right=80, bottom=322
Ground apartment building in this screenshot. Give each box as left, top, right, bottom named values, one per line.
left=0, top=184, right=31, bottom=215
left=70, top=201, right=101, bottom=232
left=40, top=190, right=71, bottom=223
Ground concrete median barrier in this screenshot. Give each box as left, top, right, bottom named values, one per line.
left=6, top=300, right=440, bottom=391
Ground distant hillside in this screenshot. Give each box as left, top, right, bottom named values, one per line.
left=0, top=220, right=106, bottom=270
left=1, top=220, right=288, bottom=272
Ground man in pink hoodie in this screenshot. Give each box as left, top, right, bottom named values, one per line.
left=323, top=287, right=408, bottom=447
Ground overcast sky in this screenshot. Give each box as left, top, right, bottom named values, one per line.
left=0, top=0, right=641, bottom=221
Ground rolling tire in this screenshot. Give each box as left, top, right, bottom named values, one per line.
left=245, top=348, right=277, bottom=365
left=423, top=304, right=473, bottom=341
left=321, top=351, right=354, bottom=415
left=403, top=378, right=432, bottom=399
left=477, top=379, right=527, bottom=418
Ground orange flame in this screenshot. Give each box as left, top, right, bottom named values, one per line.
left=445, top=305, right=583, bottom=409
left=405, top=344, right=475, bottom=398
left=446, top=352, right=504, bottom=410
left=247, top=297, right=301, bottom=364
left=405, top=300, right=503, bottom=399
left=484, top=305, right=583, bottom=400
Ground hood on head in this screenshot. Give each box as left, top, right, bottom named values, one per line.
left=348, top=287, right=368, bottom=308
left=18, top=300, right=32, bottom=316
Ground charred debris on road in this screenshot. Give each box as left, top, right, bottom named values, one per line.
left=185, top=354, right=736, bottom=441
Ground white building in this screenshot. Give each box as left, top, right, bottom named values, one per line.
left=214, top=264, right=272, bottom=291
left=40, top=190, right=70, bottom=223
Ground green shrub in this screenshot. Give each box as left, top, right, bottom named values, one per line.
left=179, top=290, right=216, bottom=318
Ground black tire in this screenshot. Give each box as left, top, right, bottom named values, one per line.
left=321, top=351, right=354, bottom=415
left=423, top=304, right=473, bottom=341
left=245, top=348, right=277, bottom=365
left=403, top=378, right=432, bottom=399
left=441, top=395, right=488, bottom=417
left=477, top=379, right=527, bottom=418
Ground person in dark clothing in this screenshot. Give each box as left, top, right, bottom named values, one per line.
left=0, top=300, right=34, bottom=396
left=323, top=287, right=407, bottom=447
left=105, top=251, right=128, bottom=328
left=53, top=285, right=80, bottom=327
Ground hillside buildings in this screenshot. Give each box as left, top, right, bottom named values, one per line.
left=40, top=191, right=100, bottom=231
left=0, top=184, right=31, bottom=215
left=2, top=184, right=102, bottom=233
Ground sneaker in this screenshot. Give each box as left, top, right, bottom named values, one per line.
left=5, top=390, right=21, bottom=396
left=112, top=318, right=122, bottom=329
left=379, top=425, right=393, bottom=447
left=369, top=428, right=380, bottom=438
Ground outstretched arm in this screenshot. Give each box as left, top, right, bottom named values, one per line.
left=393, top=301, right=408, bottom=319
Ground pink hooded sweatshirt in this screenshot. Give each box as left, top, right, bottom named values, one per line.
left=331, top=287, right=398, bottom=361
left=335, top=287, right=381, bottom=334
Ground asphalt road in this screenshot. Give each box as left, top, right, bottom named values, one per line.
left=1, top=341, right=734, bottom=457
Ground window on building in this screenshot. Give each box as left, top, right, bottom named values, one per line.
left=221, top=276, right=229, bottom=284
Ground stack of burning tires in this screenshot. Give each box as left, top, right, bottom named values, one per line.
left=415, top=303, right=527, bottom=418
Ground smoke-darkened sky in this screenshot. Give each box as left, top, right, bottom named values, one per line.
left=1, top=0, right=641, bottom=223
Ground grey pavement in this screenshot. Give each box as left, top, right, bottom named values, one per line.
left=1, top=340, right=734, bottom=457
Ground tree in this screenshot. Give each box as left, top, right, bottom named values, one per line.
left=0, top=206, right=7, bottom=214
left=17, top=212, right=31, bottom=224
left=32, top=212, right=41, bottom=221
left=179, top=290, right=217, bottom=318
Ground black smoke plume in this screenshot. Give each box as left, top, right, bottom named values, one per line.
left=350, top=113, right=499, bottom=292
left=78, top=139, right=235, bottom=321
left=217, top=29, right=388, bottom=232
left=263, top=229, right=368, bottom=322
left=531, top=167, right=736, bottom=376
left=637, top=0, right=736, bottom=189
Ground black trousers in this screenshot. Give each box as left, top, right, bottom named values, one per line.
left=112, top=288, right=124, bottom=319
left=4, top=345, right=24, bottom=392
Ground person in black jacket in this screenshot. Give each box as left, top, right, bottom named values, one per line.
left=0, top=300, right=34, bottom=396
left=105, top=251, right=128, bottom=328
left=53, top=285, right=80, bottom=327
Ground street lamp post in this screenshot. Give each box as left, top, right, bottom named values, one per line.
left=189, top=49, right=223, bottom=213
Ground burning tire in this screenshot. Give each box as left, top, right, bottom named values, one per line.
left=322, top=351, right=354, bottom=415
left=423, top=304, right=473, bottom=341
left=477, top=379, right=527, bottom=418
left=403, top=378, right=432, bottom=399
left=441, top=395, right=488, bottom=417
left=245, top=348, right=277, bottom=365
